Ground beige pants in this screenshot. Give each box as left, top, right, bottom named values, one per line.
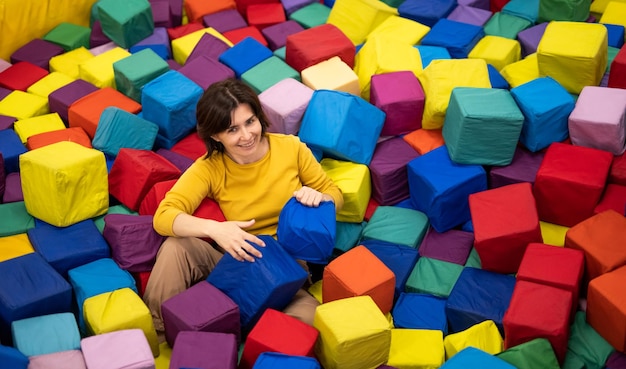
left=143, top=236, right=320, bottom=334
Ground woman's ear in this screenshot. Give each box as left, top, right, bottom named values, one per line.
left=210, top=135, right=220, bottom=143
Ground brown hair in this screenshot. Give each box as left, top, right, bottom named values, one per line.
left=196, top=78, right=270, bottom=158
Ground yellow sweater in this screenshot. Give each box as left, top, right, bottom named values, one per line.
left=153, top=133, right=344, bottom=237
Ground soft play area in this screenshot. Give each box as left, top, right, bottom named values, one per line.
left=1, top=0, right=626, bottom=368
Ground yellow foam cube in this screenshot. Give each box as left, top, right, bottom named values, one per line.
left=468, top=35, right=522, bottom=71
left=308, top=280, right=323, bottom=304
left=417, top=58, right=491, bottom=129
left=591, top=0, right=626, bottom=18
left=171, top=27, right=233, bottom=65
left=0, top=234, right=34, bottom=263
left=314, top=296, right=392, bottom=369
left=19, top=141, right=109, bottom=227
left=500, top=53, right=541, bottom=88
left=366, top=15, right=431, bottom=46
left=14, top=113, right=66, bottom=144
left=387, top=329, right=445, bottom=369
left=443, top=320, right=503, bottom=360
left=83, top=287, right=159, bottom=357
left=26, top=72, right=75, bottom=98
left=301, top=56, right=360, bottom=96
left=354, top=36, right=423, bottom=100
left=49, top=47, right=95, bottom=79
left=327, top=0, right=397, bottom=45
left=78, top=47, right=131, bottom=88
left=154, top=341, right=172, bottom=369
left=540, top=221, right=569, bottom=247
left=321, top=158, right=371, bottom=223
left=0, top=91, right=49, bottom=119
left=537, top=21, right=607, bottom=94
left=600, top=1, right=626, bottom=27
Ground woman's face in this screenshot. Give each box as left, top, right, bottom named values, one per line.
left=211, top=103, right=267, bottom=164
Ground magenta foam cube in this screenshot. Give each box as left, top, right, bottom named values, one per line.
left=488, top=146, right=545, bottom=189
left=370, top=71, right=424, bottom=136
left=169, top=331, right=238, bottom=369
left=418, top=227, right=474, bottom=265
left=178, top=55, right=235, bottom=90
left=202, top=9, right=247, bottom=34
left=10, top=39, right=65, bottom=70
left=369, top=137, right=421, bottom=205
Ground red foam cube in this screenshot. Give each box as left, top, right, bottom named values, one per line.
left=285, top=23, right=356, bottom=72
left=246, top=3, right=286, bottom=31
left=0, top=61, right=48, bottom=91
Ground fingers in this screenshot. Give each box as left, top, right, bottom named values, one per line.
left=293, top=187, right=323, bottom=207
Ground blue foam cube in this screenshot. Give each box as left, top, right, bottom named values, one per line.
left=253, top=352, right=321, bottom=368
left=420, top=18, right=485, bottom=58
left=218, top=37, right=273, bottom=78
left=361, top=239, right=420, bottom=300
left=398, top=0, right=457, bottom=27
left=392, top=292, right=448, bottom=334
left=92, top=107, right=159, bottom=156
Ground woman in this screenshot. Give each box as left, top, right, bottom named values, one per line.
left=144, top=78, right=344, bottom=337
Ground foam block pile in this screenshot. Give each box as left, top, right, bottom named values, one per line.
left=1, top=0, right=626, bottom=367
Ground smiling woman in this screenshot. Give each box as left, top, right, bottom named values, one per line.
left=144, top=78, right=344, bottom=338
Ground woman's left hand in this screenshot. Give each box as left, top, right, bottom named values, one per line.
left=293, top=186, right=330, bottom=207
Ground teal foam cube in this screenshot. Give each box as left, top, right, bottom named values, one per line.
left=113, top=48, right=170, bottom=102
left=43, top=22, right=91, bottom=51
left=241, top=56, right=300, bottom=94
left=97, top=0, right=154, bottom=48
left=405, top=256, right=464, bottom=298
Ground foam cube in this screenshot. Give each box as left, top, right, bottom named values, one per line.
left=26, top=72, right=75, bottom=99
left=259, top=77, right=313, bottom=135
left=102, top=214, right=165, bottom=272
left=78, top=47, right=131, bottom=89
left=322, top=245, right=396, bottom=314
left=0, top=91, right=49, bottom=120
left=247, top=3, right=286, bottom=30
left=538, top=0, right=595, bottom=23
left=27, top=127, right=92, bottom=151
left=179, top=55, right=234, bottom=90
left=43, top=22, right=91, bottom=51
left=587, top=265, right=626, bottom=353
left=14, top=113, right=66, bottom=145
left=443, top=87, right=524, bottom=166
left=489, top=147, right=544, bottom=189
left=595, top=183, right=626, bottom=214
left=113, top=48, right=169, bottom=102
left=300, top=56, right=359, bottom=96
left=444, top=320, right=504, bottom=359
left=417, top=59, right=491, bottom=130
left=326, top=0, right=396, bottom=43
left=447, top=4, right=493, bottom=26
left=314, top=296, right=391, bottom=369
left=141, top=70, right=203, bottom=148
left=369, top=71, right=424, bottom=137
left=367, top=138, right=420, bottom=205
left=361, top=205, right=429, bottom=248
left=169, top=331, right=237, bottom=369
left=80, top=329, right=155, bottom=369
left=503, top=281, right=572, bottom=364
left=218, top=37, right=273, bottom=78
left=161, top=280, right=240, bottom=347
left=510, top=76, right=574, bottom=152
left=27, top=219, right=111, bottom=277
left=387, top=328, right=445, bottom=369
left=96, top=0, right=154, bottom=48
left=19, top=141, right=109, bottom=227
left=108, top=148, right=181, bottom=211
left=252, top=352, right=321, bottom=369
left=402, top=128, right=445, bottom=155
left=285, top=23, right=355, bottom=72
left=223, top=26, right=269, bottom=47
left=418, top=228, right=474, bottom=265
left=0, top=344, right=28, bottom=369
left=398, top=0, right=456, bottom=27
left=516, top=243, right=584, bottom=318
left=360, top=240, right=420, bottom=300
left=241, top=56, right=300, bottom=94
left=0, top=233, right=33, bottom=264
left=299, top=90, right=385, bottom=166
left=11, top=312, right=80, bottom=357
left=67, top=258, right=138, bottom=334
left=69, top=86, right=142, bottom=138
left=366, top=15, right=430, bottom=45
left=407, top=145, right=488, bottom=232
left=289, top=2, right=331, bottom=28
left=405, top=256, right=464, bottom=298
left=239, top=309, right=318, bottom=369
left=9, top=39, right=64, bottom=70
left=0, top=61, right=48, bottom=91
left=184, top=0, right=236, bottom=23
left=171, top=28, right=233, bottom=65
left=446, top=267, right=516, bottom=334
left=392, top=292, right=448, bottom=333
left=83, top=287, right=159, bottom=357
left=468, top=35, right=521, bottom=71
left=0, top=205, right=33, bottom=238
left=50, top=47, right=95, bottom=79
left=129, top=27, right=171, bottom=60
left=608, top=44, right=626, bottom=89
left=261, top=20, right=305, bottom=50
left=202, top=9, right=247, bottom=34
left=440, top=347, right=516, bottom=368
left=516, top=22, right=548, bottom=57
left=565, top=209, right=626, bottom=283
left=568, top=86, right=626, bottom=155
left=27, top=350, right=87, bottom=369
left=92, top=107, right=159, bottom=156
left=537, top=21, right=608, bottom=94
left=496, top=338, right=560, bottom=369
left=420, top=18, right=485, bottom=59
left=533, top=142, right=613, bottom=227
left=2, top=172, right=23, bottom=204
left=469, top=183, right=543, bottom=273
left=207, top=235, right=308, bottom=330
left=0, top=253, right=72, bottom=345
left=354, top=37, right=423, bottom=100
left=185, top=33, right=231, bottom=64
left=48, top=78, right=99, bottom=123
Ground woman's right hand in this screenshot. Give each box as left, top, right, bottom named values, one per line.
left=211, top=219, right=265, bottom=262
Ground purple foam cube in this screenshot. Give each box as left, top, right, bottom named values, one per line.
left=102, top=214, right=165, bottom=272
left=489, top=146, right=545, bottom=189
left=89, top=21, right=111, bottom=48
left=262, top=20, right=305, bottom=50
left=0, top=86, right=11, bottom=100
left=2, top=172, right=23, bottom=203
left=418, top=227, right=474, bottom=265
left=447, top=5, right=493, bottom=27
left=281, top=0, right=318, bottom=15
left=517, top=22, right=548, bottom=57
left=369, top=137, right=421, bottom=205
left=48, top=79, right=99, bottom=123
left=606, top=351, right=626, bottom=368
left=370, top=70, right=424, bottom=136
left=149, top=0, right=172, bottom=28
left=130, top=27, right=171, bottom=60
left=169, top=331, right=238, bottom=369
left=187, top=33, right=231, bottom=64
left=457, top=0, right=490, bottom=10
left=166, top=59, right=181, bottom=70
left=156, top=148, right=194, bottom=172
left=0, top=115, right=16, bottom=130
left=161, top=280, right=241, bottom=347
left=178, top=55, right=234, bottom=90
left=202, top=9, right=247, bottom=34
left=10, top=39, right=65, bottom=70
left=259, top=77, right=314, bottom=135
